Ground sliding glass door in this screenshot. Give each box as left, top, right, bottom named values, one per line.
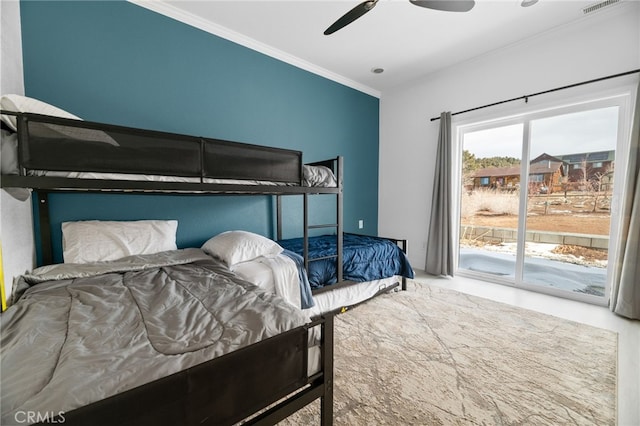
left=456, top=94, right=631, bottom=304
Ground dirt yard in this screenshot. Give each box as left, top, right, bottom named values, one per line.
left=459, top=191, right=612, bottom=264
left=461, top=212, right=611, bottom=235
left=460, top=191, right=612, bottom=235
left=461, top=212, right=611, bottom=263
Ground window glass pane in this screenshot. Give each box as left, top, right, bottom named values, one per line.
left=459, top=124, right=522, bottom=278
left=523, top=106, right=618, bottom=297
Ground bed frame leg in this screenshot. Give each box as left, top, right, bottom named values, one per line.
left=320, top=383, right=333, bottom=422
left=320, top=314, right=334, bottom=425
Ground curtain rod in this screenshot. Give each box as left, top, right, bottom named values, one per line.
left=430, top=68, right=640, bottom=122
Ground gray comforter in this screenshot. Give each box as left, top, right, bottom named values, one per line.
left=1, top=249, right=310, bottom=425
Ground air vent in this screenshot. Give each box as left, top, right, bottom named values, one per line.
left=583, top=0, right=620, bottom=14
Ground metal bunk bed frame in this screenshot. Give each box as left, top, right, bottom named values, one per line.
left=1, top=111, right=409, bottom=423
left=3, top=112, right=408, bottom=294
left=1, top=111, right=336, bottom=425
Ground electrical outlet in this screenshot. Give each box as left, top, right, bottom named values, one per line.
left=358, top=220, right=364, bottom=229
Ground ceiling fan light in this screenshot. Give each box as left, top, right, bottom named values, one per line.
left=521, top=0, right=538, bottom=7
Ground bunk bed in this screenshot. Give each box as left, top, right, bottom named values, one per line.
left=0, top=109, right=337, bottom=426
left=1, top=107, right=414, bottom=314
left=0, top=103, right=413, bottom=424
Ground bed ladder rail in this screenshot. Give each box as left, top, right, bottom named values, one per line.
left=301, top=191, right=343, bottom=281
left=276, top=156, right=344, bottom=283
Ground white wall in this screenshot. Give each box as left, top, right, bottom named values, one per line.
left=1, top=0, right=35, bottom=304
left=378, top=3, right=640, bottom=271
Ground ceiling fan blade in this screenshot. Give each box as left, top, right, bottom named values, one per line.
left=409, top=0, right=475, bottom=12
left=324, top=0, right=379, bottom=35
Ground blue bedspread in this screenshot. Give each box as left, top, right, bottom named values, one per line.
left=278, top=233, right=414, bottom=290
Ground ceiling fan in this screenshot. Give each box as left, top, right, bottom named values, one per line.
left=324, top=0, right=476, bottom=35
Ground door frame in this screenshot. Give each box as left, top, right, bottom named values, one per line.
left=452, top=82, right=636, bottom=305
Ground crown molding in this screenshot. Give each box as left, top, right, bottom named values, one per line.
left=128, top=0, right=381, bottom=98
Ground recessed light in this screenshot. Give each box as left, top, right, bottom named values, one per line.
left=371, top=67, right=384, bottom=74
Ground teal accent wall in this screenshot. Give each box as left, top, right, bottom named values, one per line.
left=19, top=1, right=379, bottom=263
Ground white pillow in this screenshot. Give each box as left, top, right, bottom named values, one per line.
left=303, top=165, right=337, bottom=187
left=201, top=230, right=283, bottom=267
left=62, top=220, right=178, bottom=264
left=1, top=94, right=81, bottom=131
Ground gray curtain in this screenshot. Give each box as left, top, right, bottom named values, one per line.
left=425, top=112, right=453, bottom=276
left=610, top=83, right=640, bottom=320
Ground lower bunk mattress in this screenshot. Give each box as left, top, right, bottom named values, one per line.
left=0, top=248, right=316, bottom=426
left=232, top=255, right=402, bottom=316
left=277, top=233, right=414, bottom=290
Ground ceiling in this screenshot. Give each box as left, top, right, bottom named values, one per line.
left=132, top=0, right=620, bottom=97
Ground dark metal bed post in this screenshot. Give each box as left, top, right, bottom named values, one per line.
left=276, top=195, right=283, bottom=241
left=320, top=314, right=334, bottom=426
left=303, top=193, right=309, bottom=273
left=336, top=157, right=343, bottom=283
left=400, top=239, right=408, bottom=291
left=36, top=191, right=54, bottom=266
left=15, top=113, right=27, bottom=177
